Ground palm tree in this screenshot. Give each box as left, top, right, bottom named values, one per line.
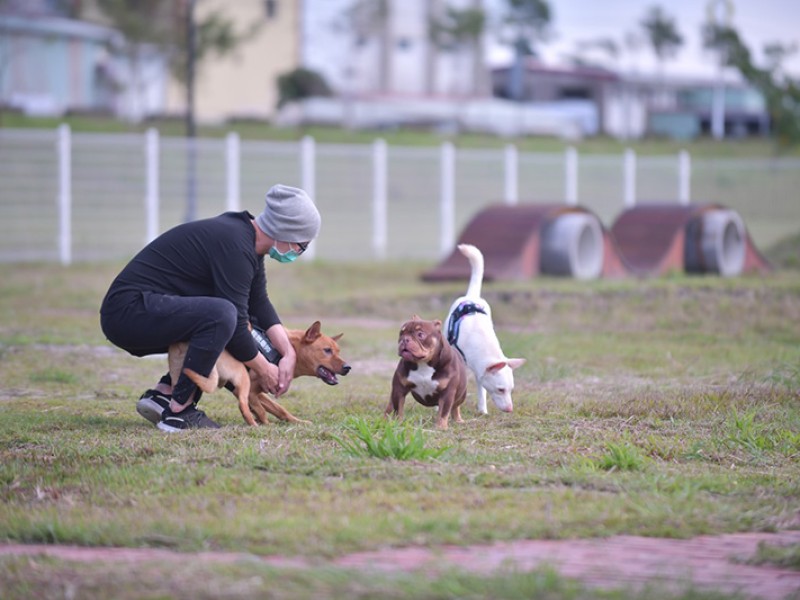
left=429, top=1, right=487, bottom=96
left=640, top=4, right=683, bottom=99
left=341, top=0, right=392, bottom=94
left=497, top=0, right=552, bottom=101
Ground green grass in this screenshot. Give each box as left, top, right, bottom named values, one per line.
left=0, top=556, right=745, bottom=600
left=331, top=415, right=451, bottom=460
left=747, top=540, right=800, bottom=571
left=5, top=111, right=800, bottom=157
left=0, top=260, right=799, bottom=597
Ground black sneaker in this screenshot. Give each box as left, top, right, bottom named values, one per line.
left=136, top=389, right=171, bottom=426
left=157, top=405, right=221, bottom=432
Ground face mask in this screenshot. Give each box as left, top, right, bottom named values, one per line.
left=268, top=246, right=299, bottom=263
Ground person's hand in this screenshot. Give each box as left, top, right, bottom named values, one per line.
left=252, top=361, right=280, bottom=396
left=275, top=353, right=296, bottom=397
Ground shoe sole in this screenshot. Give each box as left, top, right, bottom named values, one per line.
left=156, top=421, right=186, bottom=433
left=136, top=398, right=166, bottom=426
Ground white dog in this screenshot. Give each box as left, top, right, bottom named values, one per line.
left=445, top=244, right=526, bottom=414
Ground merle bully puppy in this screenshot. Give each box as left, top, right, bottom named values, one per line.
left=385, top=315, right=467, bottom=430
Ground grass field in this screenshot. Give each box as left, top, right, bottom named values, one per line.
left=0, top=255, right=799, bottom=598
left=6, top=110, right=800, bottom=157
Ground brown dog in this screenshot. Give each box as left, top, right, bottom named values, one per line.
left=385, top=315, right=467, bottom=430
left=167, top=321, right=350, bottom=425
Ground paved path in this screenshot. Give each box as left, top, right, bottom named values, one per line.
left=2, top=531, right=799, bottom=599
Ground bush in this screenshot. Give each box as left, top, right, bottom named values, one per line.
left=276, top=68, right=333, bottom=108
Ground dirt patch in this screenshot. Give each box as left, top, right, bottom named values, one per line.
left=2, top=531, right=799, bottom=598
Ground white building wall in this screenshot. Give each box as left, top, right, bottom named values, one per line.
left=391, top=1, right=428, bottom=95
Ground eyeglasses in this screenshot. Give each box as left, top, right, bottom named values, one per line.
left=296, top=241, right=308, bottom=255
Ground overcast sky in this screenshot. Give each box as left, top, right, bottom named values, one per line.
left=485, top=0, right=800, bottom=78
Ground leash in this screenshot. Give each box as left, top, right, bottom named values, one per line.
left=446, top=301, right=487, bottom=358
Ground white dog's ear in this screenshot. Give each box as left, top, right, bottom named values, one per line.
left=506, top=358, right=526, bottom=370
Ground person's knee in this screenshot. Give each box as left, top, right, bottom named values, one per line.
left=216, top=299, right=238, bottom=340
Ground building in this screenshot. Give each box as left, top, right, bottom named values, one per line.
left=490, top=58, right=770, bottom=140
left=0, top=10, right=166, bottom=119
left=0, top=0, right=772, bottom=139
left=0, top=0, right=300, bottom=123
left=163, top=0, right=300, bottom=124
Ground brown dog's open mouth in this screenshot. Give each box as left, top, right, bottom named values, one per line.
left=316, top=366, right=339, bottom=385
left=399, top=348, right=423, bottom=361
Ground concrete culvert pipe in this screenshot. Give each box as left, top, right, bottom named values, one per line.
left=540, top=212, right=604, bottom=280
left=685, top=209, right=746, bottom=276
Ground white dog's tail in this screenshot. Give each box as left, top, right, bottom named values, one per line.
left=458, top=243, right=484, bottom=299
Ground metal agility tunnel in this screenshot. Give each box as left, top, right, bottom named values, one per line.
left=422, top=202, right=770, bottom=282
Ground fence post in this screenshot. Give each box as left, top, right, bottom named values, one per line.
left=678, top=149, right=691, bottom=204
left=57, top=124, right=71, bottom=265
left=372, top=138, right=388, bottom=259
left=504, top=143, right=518, bottom=205
left=624, top=148, right=636, bottom=208
left=145, top=128, right=159, bottom=244
left=565, top=146, right=578, bottom=205
left=440, top=141, right=455, bottom=256
left=301, top=135, right=317, bottom=260
left=226, top=132, right=240, bottom=212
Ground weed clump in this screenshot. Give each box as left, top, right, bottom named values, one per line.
left=331, top=416, right=450, bottom=461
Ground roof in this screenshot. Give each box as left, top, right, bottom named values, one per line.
left=0, top=15, right=121, bottom=44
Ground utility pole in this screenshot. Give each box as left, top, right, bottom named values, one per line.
left=184, top=0, right=197, bottom=222
left=707, top=0, right=734, bottom=141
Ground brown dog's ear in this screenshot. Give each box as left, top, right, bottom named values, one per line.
left=411, top=314, right=421, bottom=321
left=304, top=321, right=322, bottom=343
left=433, top=319, right=442, bottom=330
left=333, top=333, right=343, bottom=341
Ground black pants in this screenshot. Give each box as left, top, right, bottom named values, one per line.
left=100, top=290, right=237, bottom=405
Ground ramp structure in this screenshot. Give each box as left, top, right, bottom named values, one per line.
left=610, top=202, right=771, bottom=277
left=422, top=201, right=770, bottom=282
left=421, top=203, right=624, bottom=282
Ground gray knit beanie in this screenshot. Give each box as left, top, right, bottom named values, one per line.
left=255, top=184, right=321, bottom=242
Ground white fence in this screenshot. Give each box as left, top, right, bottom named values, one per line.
left=0, top=126, right=797, bottom=264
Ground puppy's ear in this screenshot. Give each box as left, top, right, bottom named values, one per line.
left=433, top=319, right=442, bottom=330
left=333, top=333, right=343, bottom=341
left=411, top=314, right=422, bottom=321
left=487, top=361, right=507, bottom=373
left=506, top=358, right=526, bottom=369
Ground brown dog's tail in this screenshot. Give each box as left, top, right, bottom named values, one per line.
left=183, top=368, right=219, bottom=394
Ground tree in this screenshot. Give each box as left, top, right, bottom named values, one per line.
left=276, top=68, right=333, bottom=108
left=429, top=2, right=487, bottom=96
left=703, top=24, right=800, bottom=150
left=91, top=0, right=257, bottom=123
left=89, top=0, right=258, bottom=221
left=640, top=5, right=683, bottom=82
left=496, top=0, right=552, bottom=101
